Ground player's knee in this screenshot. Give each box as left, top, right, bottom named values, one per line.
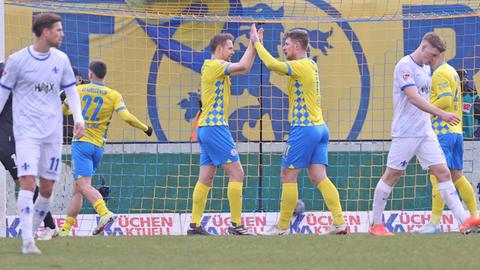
left=76, top=181, right=91, bottom=195
left=39, top=186, right=53, bottom=198
left=227, top=169, right=244, bottom=182
left=382, top=169, right=402, bottom=185
left=433, top=169, right=451, bottom=182
left=19, top=176, right=36, bottom=192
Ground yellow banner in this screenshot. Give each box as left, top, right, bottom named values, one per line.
left=4, top=1, right=480, bottom=141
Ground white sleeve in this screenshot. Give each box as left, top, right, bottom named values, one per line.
left=60, top=54, right=83, bottom=123
left=0, top=56, right=18, bottom=92
left=60, top=54, right=77, bottom=90
left=395, top=62, right=416, bottom=91
left=64, top=86, right=84, bottom=124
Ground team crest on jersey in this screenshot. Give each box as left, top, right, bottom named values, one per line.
left=402, top=72, right=411, bottom=81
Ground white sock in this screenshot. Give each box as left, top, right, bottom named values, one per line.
left=372, top=179, right=393, bottom=225
left=32, top=194, right=51, bottom=235
left=17, top=190, right=34, bottom=243
left=438, top=181, right=469, bottom=223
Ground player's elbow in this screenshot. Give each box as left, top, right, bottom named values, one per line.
left=236, top=65, right=250, bottom=74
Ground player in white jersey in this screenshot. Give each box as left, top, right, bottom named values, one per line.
left=0, top=13, right=85, bottom=254
left=369, top=32, right=480, bottom=236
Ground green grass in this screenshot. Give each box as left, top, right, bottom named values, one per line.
left=1, top=234, right=479, bottom=270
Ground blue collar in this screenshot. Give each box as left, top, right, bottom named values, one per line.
left=28, top=46, right=51, bottom=61
left=408, top=54, right=423, bottom=67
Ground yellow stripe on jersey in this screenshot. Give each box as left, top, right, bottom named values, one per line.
left=430, top=63, right=463, bottom=135
left=255, top=41, right=324, bottom=126
left=73, top=82, right=128, bottom=146
left=198, top=59, right=231, bottom=127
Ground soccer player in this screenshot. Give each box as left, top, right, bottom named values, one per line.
left=414, top=53, right=478, bottom=234
left=250, top=25, right=347, bottom=235
left=187, top=31, right=256, bottom=236
left=369, top=32, right=480, bottom=236
left=0, top=62, right=59, bottom=241
left=58, top=60, right=153, bottom=236
left=0, top=13, right=85, bottom=254
left=457, top=69, right=477, bottom=138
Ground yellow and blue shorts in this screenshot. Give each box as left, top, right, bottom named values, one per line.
left=197, top=125, right=239, bottom=166
left=282, top=125, right=329, bottom=169
left=72, top=141, right=104, bottom=180
left=437, top=133, right=463, bottom=170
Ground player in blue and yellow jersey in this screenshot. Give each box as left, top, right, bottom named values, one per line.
left=58, top=61, right=152, bottom=236
left=414, top=53, right=478, bottom=234
left=188, top=31, right=257, bottom=236
left=251, top=25, right=347, bottom=235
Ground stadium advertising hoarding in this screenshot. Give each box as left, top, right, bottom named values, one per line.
left=4, top=211, right=461, bottom=237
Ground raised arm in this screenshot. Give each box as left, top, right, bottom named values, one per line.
left=225, top=37, right=257, bottom=76
left=250, top=24, right=289, bottom=75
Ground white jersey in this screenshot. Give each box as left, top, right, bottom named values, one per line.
left=0, top=46, right=76, bottom=143
left=391, top=55, right=434, bottom=138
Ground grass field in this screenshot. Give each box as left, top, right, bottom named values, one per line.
left=1, top=234, right=480, bottom=270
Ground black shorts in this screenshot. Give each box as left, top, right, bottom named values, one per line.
left=0, top=140, right=18, bottom=180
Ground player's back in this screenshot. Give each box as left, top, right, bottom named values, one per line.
left=286, top=58, right=324, bottom=126
left=74, top=82, right=120, bottom=146
left=431, top=63, right=462, bottom=134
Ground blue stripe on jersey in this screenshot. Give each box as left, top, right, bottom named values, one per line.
left=115, top=106, right=126, bottom=112
left=224, top=63, right=232, bottom=75
left=400, top=83, right=415, bottom=91
left=0, top=83, right=12, bottom=91
left=61, top=82, right=77, bottom=89
left=286, top=62, right=292, bottom=76
left=437, top=92, right=452, bottom=99
left=27, top=47, right=51, bottom=61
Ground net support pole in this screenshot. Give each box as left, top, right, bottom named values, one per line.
left=257, top=57, right=264, bottom=212
left=0, top=0, right=6, bottom=238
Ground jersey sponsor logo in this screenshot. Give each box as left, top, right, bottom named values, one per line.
left=34, top=82, right=55, bottom=93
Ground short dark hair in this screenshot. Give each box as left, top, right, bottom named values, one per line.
left=89, top=60, right=107, bottom=79
left=32, top=13, right=62, bottom=37
left=286, top=29, right=309, bottom=50
left=209, top=33, right=234, bottom=53
left=422, top=32, right=446, bottom=53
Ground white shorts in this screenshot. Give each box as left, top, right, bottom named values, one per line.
left=387, top=136, right=446, bottom=170
left=15, top=139, right=62, bottom=181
